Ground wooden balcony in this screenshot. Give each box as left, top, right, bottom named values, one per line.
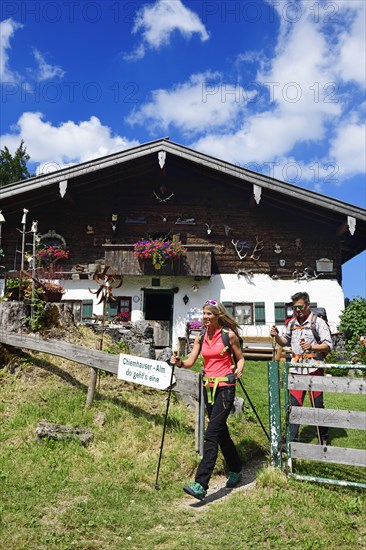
left=104, top=244, right=213, bottom=277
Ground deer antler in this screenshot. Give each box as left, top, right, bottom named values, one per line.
left=231, top=240, right=249, bottom=260
left=236, top=268, right=253, bottom=283
left=153, top=191, right=174, bottom=203
left=250, top=236, right=264, bottom=260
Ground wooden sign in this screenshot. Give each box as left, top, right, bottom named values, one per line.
left=117, top=354, right=175, bottom=390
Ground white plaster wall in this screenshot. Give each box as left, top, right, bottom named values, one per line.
left=62, top=274, right=344, bottom=346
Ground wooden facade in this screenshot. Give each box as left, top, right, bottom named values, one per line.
left=0, top=139, right=365, bottom=347
left=1, top=139, right=364, bottom=282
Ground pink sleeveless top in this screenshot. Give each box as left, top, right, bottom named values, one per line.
left=202, top=328, right=234, bottom=386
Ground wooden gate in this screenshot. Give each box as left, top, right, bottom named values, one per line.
left=269, top=361, right=366, bottom=489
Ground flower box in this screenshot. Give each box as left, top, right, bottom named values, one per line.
left=133, top=238, right=187, bottom=271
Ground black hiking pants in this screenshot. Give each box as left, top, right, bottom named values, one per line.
left=195, top=385, right=242, bottom=490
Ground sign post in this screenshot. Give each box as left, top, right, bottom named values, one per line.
left=118, top=354, right=176, bottom=390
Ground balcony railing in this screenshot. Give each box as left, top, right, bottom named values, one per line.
left=104, top=244, right=213, bottom=277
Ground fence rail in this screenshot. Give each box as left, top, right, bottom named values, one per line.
left=0, top=330, right=199, bottom=408
left=288, top=374, right=365, bottom=394
left=269, top=360, right=366, bottom=489
left=291, top=442, right=366, bottom=467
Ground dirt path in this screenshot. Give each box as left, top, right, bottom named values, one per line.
left=181, top=456, right=266, bottom=510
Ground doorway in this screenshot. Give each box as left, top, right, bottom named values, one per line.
left=144, top=290, right=173, bottom=348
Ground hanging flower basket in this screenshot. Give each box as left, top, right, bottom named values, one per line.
left=44, top=289, right=64, bottom=302
left=36, top=280, right=65, bottom=302
left=36, top=244, right=69, bottom=265
left=133, top=238, right=187, bottom=270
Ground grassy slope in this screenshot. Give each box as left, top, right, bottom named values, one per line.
left=0, top=329, right=365, bottom=549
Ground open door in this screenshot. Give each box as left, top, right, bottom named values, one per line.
left=144, top=290, right=173, bottom=348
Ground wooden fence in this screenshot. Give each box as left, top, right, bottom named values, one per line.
left=0, top=330, right=204, bottom=452
left=269, top=361, right=366, bottom=488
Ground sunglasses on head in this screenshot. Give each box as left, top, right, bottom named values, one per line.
left=204, top=300, right=218, bottom=306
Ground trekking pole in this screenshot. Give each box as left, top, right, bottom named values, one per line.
left=237, top=378, right=270, bottom=442
left=154, top=355, right=176, bottom=490
left=272, top=336, right=277, bottom=362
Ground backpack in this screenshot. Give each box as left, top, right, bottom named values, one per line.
left=288, top=307, right=330, bottom=344
left=198, top=326, right=244, bottom=362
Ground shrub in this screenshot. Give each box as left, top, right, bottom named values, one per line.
left=339, top=297, right=366, bottom=350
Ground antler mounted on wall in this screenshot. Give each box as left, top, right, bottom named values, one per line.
left=231, top=236, right=264, bottom=261
left=293, top=267, right=321, bottom=282
left=250, top=236, right=264, bottom=260
left=231, top=240, right=250, bottom=260
left=236, top=267, right=254, bottom=283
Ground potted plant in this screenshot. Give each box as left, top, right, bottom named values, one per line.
left=113, top=311, right=131, bottom=323
left=5, top=278, right=21, bottom=300
left=187, top=320, right=203, bottom=331
left=38, top=280, right=65, bottom=302
left=133, top=238, right=187, bottom=270
left=34, top=266, right=66, bottom=302
left=36, top=243, right=69, bottom=266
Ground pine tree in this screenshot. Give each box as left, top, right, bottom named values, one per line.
left=0, top=140, right=31, bottom=186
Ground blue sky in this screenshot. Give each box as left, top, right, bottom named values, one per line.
left=1, top=0, right=365, bottom=298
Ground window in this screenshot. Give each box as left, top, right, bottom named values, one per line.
left=106, top=296, right=132, bottom=320
left=223, top=302, right=265, bottom=326
left=234, top=303, right=253, bottom=325
left=276, top=301, right=318, bottom=323
left=275, top=302, right=299, bottom=323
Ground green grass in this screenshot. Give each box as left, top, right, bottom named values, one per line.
left=0, top=337, right=365, bottom=549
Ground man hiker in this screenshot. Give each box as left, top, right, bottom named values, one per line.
left=270, top=291, right=333, bottom=445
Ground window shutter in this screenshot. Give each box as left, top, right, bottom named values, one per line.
left=254, top=302, right=265, bottom=325
left=81, top=300, right=93, bottom=320
left=106, top=299, right=118, bottom=317
left=222, top=301, right=233, bottom=316
left=274, top=302, right=286, bottom=324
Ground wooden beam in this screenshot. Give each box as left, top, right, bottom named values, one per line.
left=65, top=190, right=77, bottom=207
left=291, top=442, right=366, bottom=467
left=289, top=374, right=366, bottom=395
left=249, top=194, right=257, bottom=209
left=336, top=220, right=348, bottom=236
left=290, top=406, right=366, bottom=430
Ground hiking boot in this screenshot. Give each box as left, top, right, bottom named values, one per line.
left=226, top=471, right=242, bottom=488
left=183, top=482, right=207, bottom=501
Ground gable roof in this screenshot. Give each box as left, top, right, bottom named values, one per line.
left=1, top=138, right=365, bottom=262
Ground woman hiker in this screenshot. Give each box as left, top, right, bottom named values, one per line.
left=170, top=300, right=244, bottom=501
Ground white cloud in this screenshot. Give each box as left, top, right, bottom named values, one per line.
left=193, top=109, right=326, bottom=166
left=29, top=49, right=65, bottom=81
left=329, top=122, right=366, bottom=178
left=182, top=1, right=365, bottom=180
left=0, top=18, right=22, bottom=82
left=336, top=2, right=366, bottom=88
left=0, top=112, right=139, bottom=171
left=127, top=72, right=252, bottom=135
left=125, top=0, right=209, bottom=60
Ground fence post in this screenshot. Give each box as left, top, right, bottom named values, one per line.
left=268, top=360, right=282, bottom=468
left=86, top=338, right=102, bottom=406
